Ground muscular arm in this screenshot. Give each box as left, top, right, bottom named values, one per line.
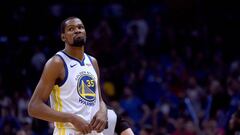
left=28, top=55, right=92, bottom=134
left=91, top=57, right=107, bottom=114
left=89, top=56, right=107, bottom=131
left=28, top=56, right=73, bottom=123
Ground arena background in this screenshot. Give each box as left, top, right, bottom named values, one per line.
left=0, top=0, right=239, bottom=134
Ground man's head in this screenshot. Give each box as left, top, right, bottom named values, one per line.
left=61, top=17, right=86, bottom=47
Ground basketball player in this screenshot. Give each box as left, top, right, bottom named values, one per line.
left=28, top=17, right=107, bottom=135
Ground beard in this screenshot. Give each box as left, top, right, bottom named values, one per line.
left=71, top=37, right=86, bottom=47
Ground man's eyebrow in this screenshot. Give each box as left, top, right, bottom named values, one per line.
left=77, top=24, right=84, bottom=27
left=66, top=24, right=84, bottom=28
left=66, top=25, right=75, bottom=28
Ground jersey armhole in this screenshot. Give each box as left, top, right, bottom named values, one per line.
left=55, top=54, right=68, bottom=87
left=87, top=55, right=97, bottom=74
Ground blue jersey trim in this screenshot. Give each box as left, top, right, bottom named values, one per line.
left=87, top=55, right=93, bottom=65
left=61, top=51, right=85, bottom=66
left=87, top=55, right=98, bottom=75
left=55, top=54, right=68, bottom=86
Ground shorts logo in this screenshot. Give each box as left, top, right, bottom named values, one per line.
left=77, top=73, right=96, bottom=106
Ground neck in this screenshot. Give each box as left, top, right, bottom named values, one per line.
left=64, top=45, right=85, bottom=61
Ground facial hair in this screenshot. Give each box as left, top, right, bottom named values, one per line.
left=72, top=37, right=86, bottom=47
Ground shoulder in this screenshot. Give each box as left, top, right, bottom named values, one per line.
left=87, top=54, right=98, bottom=65
left=87, top=54, right=99, bottom=68
left=86, top=54, right=100, bottom=76
left=48, top=55, right=64, bottom=65
left=40, top=55, right=64, bottom=80
left=44, top=55, right=64, bottom=70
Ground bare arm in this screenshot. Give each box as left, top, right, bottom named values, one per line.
left=91, top=57, right=107, bottom=115
left=121, top=128, right=135, bottom=135
left=89, top=56, right=107, bottom=132
left=28, top=56, right=73, bottom=122
left=28, top=56, right=92, bottom=134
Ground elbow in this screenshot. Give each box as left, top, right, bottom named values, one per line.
left=28, top=101, right=36, bottom=117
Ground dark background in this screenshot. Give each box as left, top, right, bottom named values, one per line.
left=0, top=0, right=239, bottom=134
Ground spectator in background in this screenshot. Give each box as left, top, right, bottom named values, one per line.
left=186, top=76, right=205, bottom=120
left=0, top=1, right=239, bottom=135
left=227, top=109, right=240, bottom=135
left=126, top=12, right=149, bottom=46
left=31, top=46, right=46, bottom=73
left=120, top=86, right=150, bottom=134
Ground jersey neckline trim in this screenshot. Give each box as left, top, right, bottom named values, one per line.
left=61, top=50, right=85, bottom=66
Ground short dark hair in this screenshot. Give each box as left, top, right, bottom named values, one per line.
left=60, top=16, right=79, bottom=34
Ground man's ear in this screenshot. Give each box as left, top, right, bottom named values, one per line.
left=61, top=34, right=65, bottom=42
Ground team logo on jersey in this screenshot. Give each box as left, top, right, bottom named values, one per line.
left=77, top=72, right=96, bottom=106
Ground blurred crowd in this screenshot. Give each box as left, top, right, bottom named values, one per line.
left=0, top=1, right=240, bottom=135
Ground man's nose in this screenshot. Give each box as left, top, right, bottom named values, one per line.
left=74, top=31, right=80, bottom=34
left=74, top=29, right=81, bottom=34
left=75, top=27, right=84, bottom=33
left=74, top=28, right=81, bottom=32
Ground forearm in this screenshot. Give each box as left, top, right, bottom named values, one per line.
left=99, top=100, right=107, bottom=113
left=28, top=100, right=73, bottom=123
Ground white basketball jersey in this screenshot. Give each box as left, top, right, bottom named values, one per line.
left=50, top=51, right=100, bottom=129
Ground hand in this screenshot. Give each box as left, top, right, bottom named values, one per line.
left=70, top=115, right=92, bottom=134
left=90, top=110, right=107, bottom=133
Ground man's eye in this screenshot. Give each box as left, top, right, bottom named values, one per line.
left=69, top=28, right=74, bottom=31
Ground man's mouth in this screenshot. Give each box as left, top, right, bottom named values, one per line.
left=75, top=34, right=84, bottom=38
left=74, top=35, right=83, bottom=40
